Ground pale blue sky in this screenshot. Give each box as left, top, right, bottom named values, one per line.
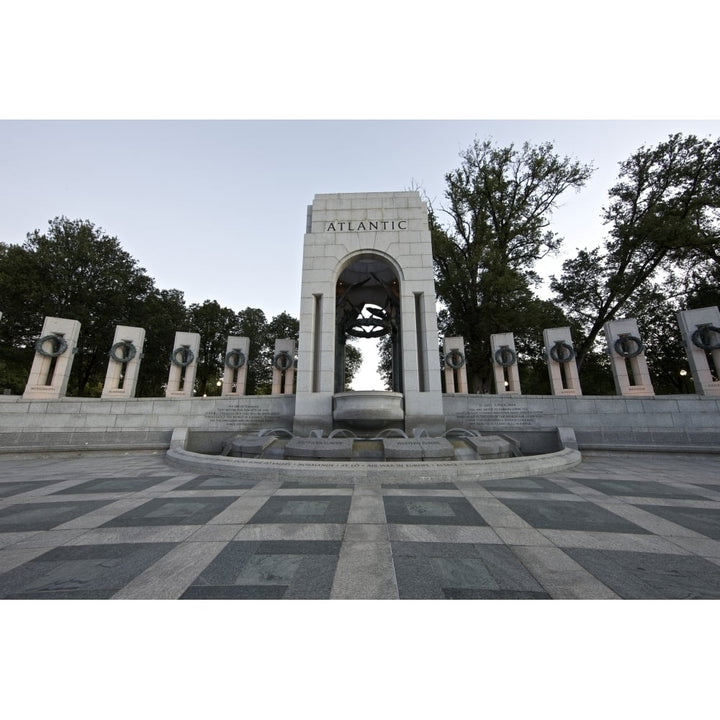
left=4, top=119, right=719, bottom=390
left=3, top=119, right=720, bottom=322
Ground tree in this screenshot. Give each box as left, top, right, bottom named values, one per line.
left=343, top=342, right=362, bottom=390
left=134, top=288, right=189, bottom=397
left=186, top=300, right=241, bottom=396
left=552, top=133, right=720, bottom=370
left=432, top=139, right=593, bottom=391
left=0, top=217, right=156, bottom=396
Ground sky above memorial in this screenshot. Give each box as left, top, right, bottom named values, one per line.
left=3, top=119, right=720, bottom=389
left=3, top=118, right=720, bottom=322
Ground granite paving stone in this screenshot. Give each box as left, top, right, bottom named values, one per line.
left=52, top=476, right=174, bottom=495
left=67, top=525, right=201, bottom=545
left=234, top=523, right=346, bottom=541
left=509, top=545, right=620, bottom=599
left=0, top=480, right=59, bottom=499
left=247, top=495, right=351, bottom=525
left=0, top=450, right=719, bottom=599
left=180, top=540, right=341, bottom=599
left=590, top=501, right=710, bottom=538
left=113, top=540, right=229, bottom=599
left=537, top=529, right=691, bottom=554
left=480, top=477, right=571, bottom=493
left=391, top=542, right=551, bottom=599
left=173, top=475, right=259, bottom=491
left=101, top=497, right=238, bottom=528
left=388, top=524, right=502, bottom=544
left=0, top=542, right=177, bottom=599
left=383, top=495, right=486, bottom=526
left=0, top=500, right=115, bottom=532
left=502, top=498, right=653, bottom=534
left=331, top=540, right=397, bottom=599
left=569, top=478, right=709, bottom=500
left=633, top=505, right=720, bottom=540
left=563, top=549, right=720, bottom=599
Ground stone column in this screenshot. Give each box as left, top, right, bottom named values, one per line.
left=543, top=326, right=582, bottom=396
left=23, top=316, right=81, bottom=399
left=677, top=306, right=720, bottom=396
left=490, top=332, right=521, bottom=395
left=271, top=338, right=296, bottom=395
left=221, top=335, right=250, bottom=396
left=101, top=325, right=146, bottom=399
left=442, top=336, right=468, bottom=394
left=604, top=318, right=654, bottom=397
left=165, top=331, right=201, bottom=398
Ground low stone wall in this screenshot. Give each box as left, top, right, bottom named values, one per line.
left=1, top=392, right=718, bottom=454
left=443, top=394, right=720, bottom=452
left=0, top=395, right=295, bottom=453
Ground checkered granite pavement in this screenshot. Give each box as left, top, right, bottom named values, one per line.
left=1, top=450, right=719, bottom=599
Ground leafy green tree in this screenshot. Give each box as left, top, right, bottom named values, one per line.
left=134, top=288, right=189, bottom=397
left=552, top=133, right=720, bottom=370
left=236, top=307, right=271, bottom=395
left=343, top=342, right=362, bottom=390
left=186, top=300, right=241, bottom=396
left=0, top=217, right=155, bottom=396
left=431, top=138, right=593, bottom=392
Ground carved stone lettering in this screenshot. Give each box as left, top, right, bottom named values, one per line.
left=203, top=406, right=279, bottom=428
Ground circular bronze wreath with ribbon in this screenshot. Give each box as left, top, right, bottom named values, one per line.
left=109, top=341, right=137, bottom=364
left=445, top=349, right=465, bottom=369
left=613, top=335, right=644, bottom=358
left=494, top=346, right=516, bottom=367
left=273, top=350, right=293, bottom=371
left=170, top=346, right=195, bottom=367
left=35, top=334, right=68, bottom=358
left=549, top=341, right=575, bottom=363
left=691, top=325, right=720, bottom=351
left=224, top=349, right=246, bottom=369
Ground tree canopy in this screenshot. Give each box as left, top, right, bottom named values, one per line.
left=551, top=133, right=720, bottom=382
left=0, top=218, right=350, bottom=397
left=431, top=139, right=594, bottom=392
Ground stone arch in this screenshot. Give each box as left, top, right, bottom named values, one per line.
left=334, top=252, right=404, bottom=393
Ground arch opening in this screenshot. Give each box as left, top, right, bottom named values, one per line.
left=335, top=255, right=401, bottom=393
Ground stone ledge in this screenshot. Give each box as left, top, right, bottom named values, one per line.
left=166, top=428, right=583, bottom=482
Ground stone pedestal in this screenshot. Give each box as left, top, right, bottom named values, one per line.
left=23, top=317, right=81, bottom=400
left=543, top=326, right=581, bottom=396
left=271, top=339, right=296, bottom=395
left=443, top=336, right=468, bottom=394
left=677, top=306, right=720, bottom=396
left=221, top=336, right=250, bottom=396
left=490, top=332, right=521, bottom=395
left=101, top=325, right=145, bottom=399
left=604, top=319, right=654, bottom=397
left=165, top=331, right=201, bottom=398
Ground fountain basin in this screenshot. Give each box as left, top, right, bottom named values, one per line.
left=332, top=391, right=404, bottom=431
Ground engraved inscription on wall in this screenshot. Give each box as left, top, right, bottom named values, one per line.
left=454, top=401, right=544, bottom=428
left=203, top=406, right=280, bottom=429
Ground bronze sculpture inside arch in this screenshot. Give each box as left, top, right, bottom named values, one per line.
left=335, top=264, right=402, bottom=393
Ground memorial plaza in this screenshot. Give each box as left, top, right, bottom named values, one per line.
left=1, top=448, right=719, bottom=599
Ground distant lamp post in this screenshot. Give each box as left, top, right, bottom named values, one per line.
left=679, top=368, right=688, bottom=393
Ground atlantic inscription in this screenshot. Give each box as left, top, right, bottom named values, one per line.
left=325, top=220, right=408, bottom=232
